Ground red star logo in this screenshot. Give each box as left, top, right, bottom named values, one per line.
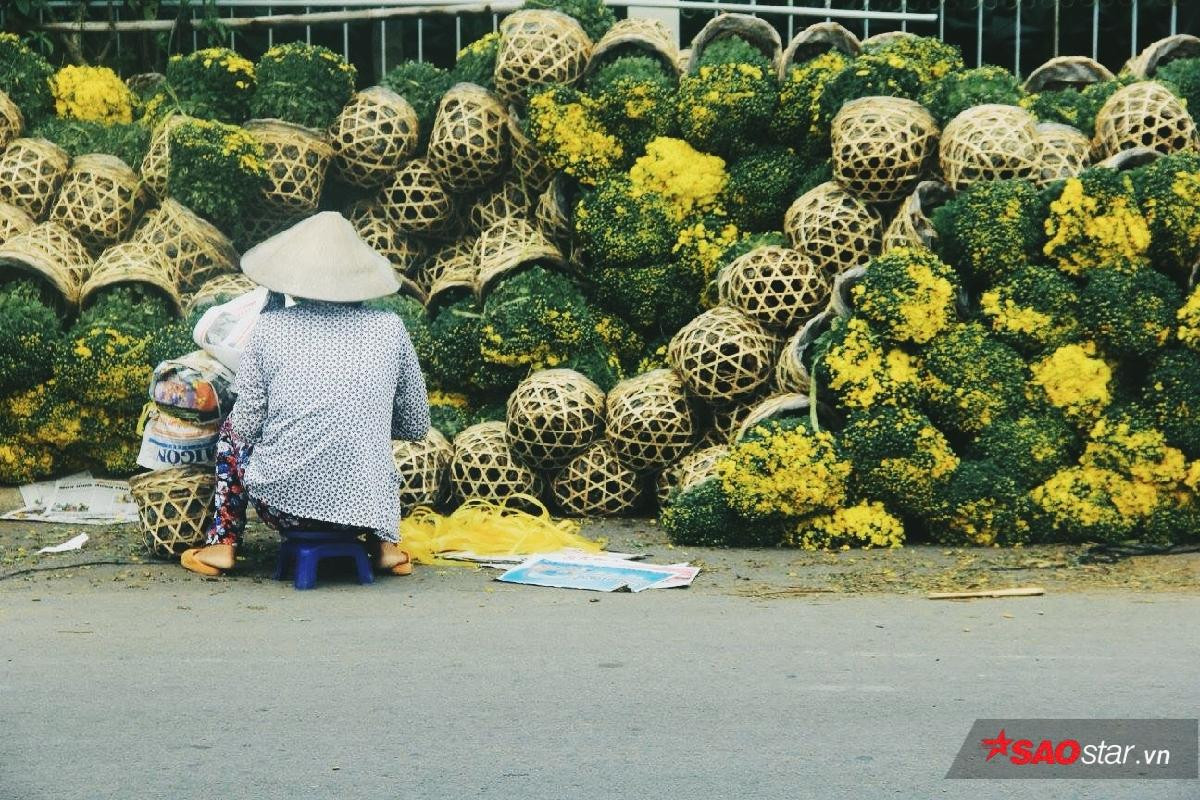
left=982, top=728, right=1013, bottom=762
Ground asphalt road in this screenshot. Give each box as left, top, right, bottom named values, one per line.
left=1, top=572, right=1196, bottom=800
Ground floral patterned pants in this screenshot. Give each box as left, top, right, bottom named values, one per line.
left=206, top=418, right=377, bottom=546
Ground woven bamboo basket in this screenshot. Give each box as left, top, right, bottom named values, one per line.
left=347, top=199, right=426, bottom=278
left=882, top=180, right=951, bottom=253
left=733, top=393, right=813, bottom=441
left=129, top=467, right=215, bottom=559
left=687, top=13, right=781, bottom=74
left=1023, top=56, right=1115, bottom=93
left=551, top=440, right=640, bottom=517
left=784, top=181, right=883, bottom=281
left=131, top=198, right=239, bottom=293
left=0, top=91, right=24, bottom=149
left=718, top=245, right=829, bottom=331
left=448, top=421, right=544, bottom=505
left=1093, top=81, right=1199, bottom=159
left=605, top=369, right=696, bottom=473
left=1096, top=147, right=1162, bottom=173
left=1123, top=34, right=1200, bottom=79
left=183, top=272, right=258, bottom=317
left=474, top=216, right=565, bottom=298
left=425, top=237, right=478, bottom=305
left=668, top=306, right=776, bottom=403
left=426, top=83, right=511, bottom=192
left=330, top=86, right=419, bottom=188
left=831, top=96, right=939, bottom=204
left=939, top=104, right=1041, bottom=190
left=469, top=180, right=532, bottom=233
left=779, top=22, right=861, bottom=80
left=126, top=71, right=165, bottom=96
left=49, top=154, right=144, bottom=254
left=584, top=17, right=681, bottom=78
left=774, top=310, right=833, bottom=394
left=828, top=265, right=868, bottom=318
left=507, top=110, right=555, bottom=194
left=494, top=9, right=593, bottom=105
left=244, top=119, right=334, bottom=214
left=1034, top=123, right=1092, bottom=187
left=534, top=176, right=573, bottom=249
left=0, top=138, right=70, bottom=220
left=655, top=444, right=728, bottom=506
left=0, top=221, right=91, bottom=305
left=0, top=202, right=34, bottom=246
left=506, top=368, right=605, bottom=470
left=78, top=241, right=182, bottom=314
left=393, top=428, right=454, bottom=512
left=139, top=114, right=190, bottom=201
left=229, top=201, right=302, bottom=254
left=379, top=158, right=454, bottom=235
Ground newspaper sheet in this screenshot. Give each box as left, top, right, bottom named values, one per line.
left=3, top=472, right=139, bottom=524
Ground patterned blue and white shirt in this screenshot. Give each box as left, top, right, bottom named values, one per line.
left=229, top=300, right=430, bottom=538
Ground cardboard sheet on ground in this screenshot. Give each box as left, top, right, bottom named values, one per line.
left=497, top=555, right=699, bottom=592
left=2, top=472, right=139, bottom=524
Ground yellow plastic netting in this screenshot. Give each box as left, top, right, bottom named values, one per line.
left=397, top=497, right=604, bottom=566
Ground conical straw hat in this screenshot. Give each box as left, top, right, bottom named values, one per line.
left=240, top=211, right=400, bottom=302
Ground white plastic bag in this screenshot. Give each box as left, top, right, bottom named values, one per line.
left=192, top=287, right=269, bottom=372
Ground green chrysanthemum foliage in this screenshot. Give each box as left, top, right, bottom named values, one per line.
left=842, top=405, right=959, bottom=519
left=77, top=286, right=178, bottom=338
left=382, top=61, right=456, bottom=148
left=920, top=322, right=1029, bottom=437
left=450, top=32, right=500, bottom=88
left=1155, top=57, right=1200, bottom=123
left=921, top=65, right=1025, bottom=126
left=252, top=42, right=357, bottom=130
left=1079, top=265, right=1179, bottom=359
left=978, top=263, right=1082, bottom=357
left=860, top=34, right=965, bottom=87
left=818, top=53, right=925, bottom=124
left=163, top=47, right=257, bottom=123
left=429, top=396, right=473, bottom=440
left=1019, top=77, right=1133, bottom=135
left=928, top=460, right=1033, bottom=546
left=661, top=477, right=788, bottom=547
left=522, top=0, right=615, bottom=41
left=28, top=118, right=151, bottom=171
left=852, top=247, right=960, bottom=345
left=587, top=263, right=702, bottom=336
left=167, top=118, right=267, bottom=235
left=425, top=296, right=484, bottom=394
left=772, top=50, right=851, bottom=164
left=0, top=280, right=62, bottom=396
left=1042, top=167, right=1151, bottom=277
left=811, top=315, right=923, bottom=413
left=587, top=56, right=677, bottom=161
left=574, top=175, right=674, bottom=268
left=0, top=33, right=54, bottom=120
left=695, top=36, right=773, bottom=71
left=677, top=60, right=778, bottom=158
left=973, top=404, right=1080, bottom=490
left=366, top=293, right=433, bottom=365
left=720, top=146, right=806, bottom=232
left=1141, top=349, right=1200, bottom=458
left=931, top=178, right=1044, bottom=288
left=1131, top=151, right=1200, bottom=282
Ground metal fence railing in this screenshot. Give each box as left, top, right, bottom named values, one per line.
left=8, top=1, right=1195, bottom=82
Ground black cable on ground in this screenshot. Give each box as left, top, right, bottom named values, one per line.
left=0, top=560, right=141, bottom=581
left=1077, top=542, right=1200, bottom=565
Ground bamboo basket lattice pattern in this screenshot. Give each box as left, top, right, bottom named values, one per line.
left=1092, top=81, right=1199, bottom=159
left=378, top=159, right=454, bottom=235
left=534, top=177, right=572, bottom=248
left=1022, top=56, right=1114, bottom=93
left=939, top=104, right=1041, bottom=190
left=183, top=272, right=259, bottom=317
left=831, top=97, right=939, bottom=204
left=347, top=200, right=426, bottom=278
left=474, top=216, right=565, bottom=297
left=393, top=429, right=454, bottom=512
left=0, top=221, right=92, bottom=305
left=469, top=180, right=532, bottom=233
left=687, top=14, right=781, bottom=74
left=139, top=115, right=190, bottom=201
left=230, top=202, right=302, bottom=254
left=604, top=369, right=697, bottom=472
left=245, top=119, right=334, bottom=214
left=656, top=444, right=728, bottom=506
left=448, top=422, right=544, bottom=505
left=330, top=87, right=419, bottom=188
left=0, top=138, right=70, bottom=220
left=785, top=181, right=883, bottom=281
left=718, top=245, right=829, bottom=331
left=881, top=180, right=951, bottom=253
left=505, top=368, right=606, bottom=470
left=79, top=241, right=182, bottom=314
left=552, top=441, right=641, bottom=517
left=0, top=202, right=34, bottom=247
left=426, top=83, right=511, bottom=192
left=129, top=467, right=216, bottom=559
left=131, top=198, right=239, bottom=293
left=0, top=91, right=24, bottom=149
left=668, top=307, right=780, bottom=403
left=425, top=236, right=478, bottom=303
left=585, top=17, right=681, bottom=77
left=779, top=22, right=860, bottom=79
left=1035, top=123, right=1091, bottom=187
left=49, top=154, right=144, bottom=254
left=774, top=310, right=833, bottom=394
left=507, top=112, right=556, bottom=194
left=494, top=10, right=593, bottom=105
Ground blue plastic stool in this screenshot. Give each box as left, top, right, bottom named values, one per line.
left=273, top=531, right=374, bottom=590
